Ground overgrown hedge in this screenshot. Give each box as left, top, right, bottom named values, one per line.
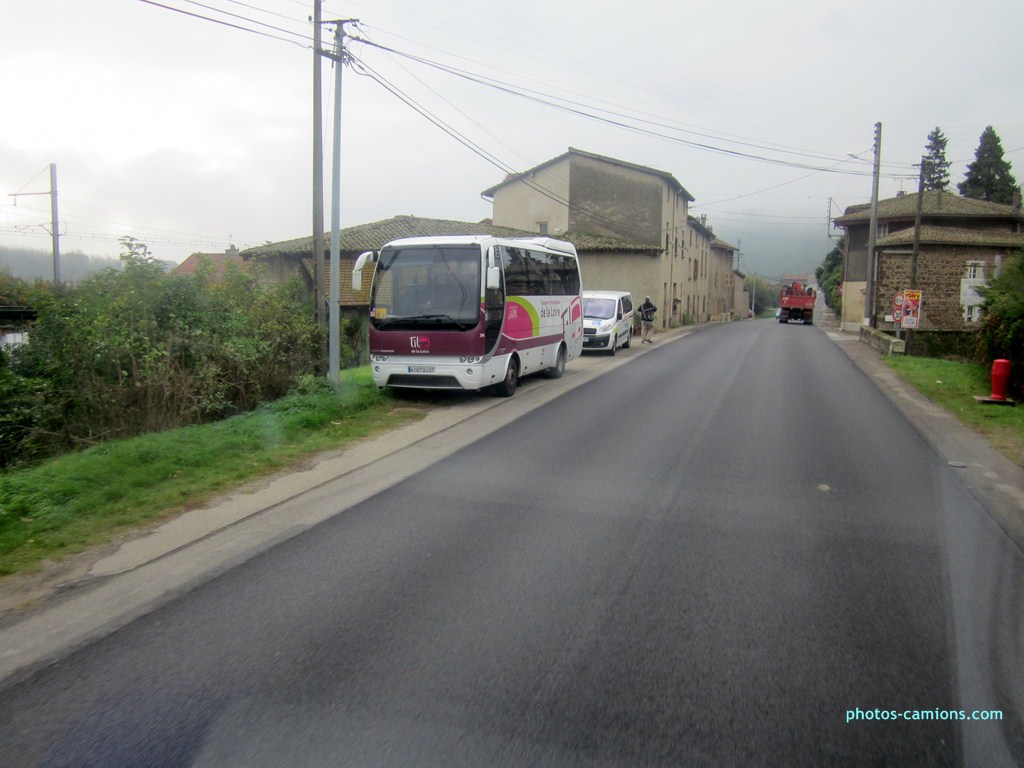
left=979, top=249, right=1024, bottom=397
left=1, top=244, right=321, bottom=467
left=815, top=238, right=844, bottom=314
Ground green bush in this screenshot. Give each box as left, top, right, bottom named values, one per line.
left=979, top=249, right=1024, bottom=396
left=816, top=238, right=844, bottom=313
left=0, top=241, right=323, bottom=466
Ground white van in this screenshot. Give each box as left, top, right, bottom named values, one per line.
left=582, top=290, right=634, bottom=355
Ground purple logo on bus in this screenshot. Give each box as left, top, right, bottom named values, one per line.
left=410, top=335, right=431, bottom=351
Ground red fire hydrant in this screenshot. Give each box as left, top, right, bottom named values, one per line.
left=990, top=359, right=1011, bottom=401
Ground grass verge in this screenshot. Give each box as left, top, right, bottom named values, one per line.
left=0, top=368, right=427, bottom=577
left=883, top=356, right=1024, bottom=468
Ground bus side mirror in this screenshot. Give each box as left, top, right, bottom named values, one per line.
left=486, top=266, right=501, bottom=290
left=352, top=250, right=377, bottom=291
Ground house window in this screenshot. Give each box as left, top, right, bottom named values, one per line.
left=966, top=261, right=984, bottom=279
left=537, top=221, right=548, bottom=235
left=964, top=305, right=981, bottom=323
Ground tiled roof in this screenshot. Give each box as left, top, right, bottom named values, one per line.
left=562, top=231, right=661, bottom=252
left=711, top=237, right=739, bottom=252
left=241, top=216, right=661, bottom=258
left=875, top=225, right=1024, bottom=248
left=174, top=250, right=248, bottom=277
left=241, top=216, right=534, bottom=258
left=835, top=190, right=1024, bottom=225
left=481, top=147, right=695, bottom=202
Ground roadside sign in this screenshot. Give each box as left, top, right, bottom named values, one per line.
left=900, top=290, right=922, bottom=329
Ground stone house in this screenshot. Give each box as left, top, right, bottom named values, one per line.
left=482, top=148, right=713, bottom=328
left=241, top=214, right=661, bottom=318
left=834, top=191, right=1024, bottom=331
left=241, top=216, right=534, bottom=314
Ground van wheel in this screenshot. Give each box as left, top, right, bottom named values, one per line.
left=494, top=358, right=519, bottom=397
left=623, top=329, right=631, bottom=349
left=546, top=346, right=566, bottom=379
left=608, top=334, right=617, bottom=356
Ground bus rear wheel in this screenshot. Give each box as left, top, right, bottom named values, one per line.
left=546, top=345, right=566, bottom=378
left=494, top=358, right=519, bottom=397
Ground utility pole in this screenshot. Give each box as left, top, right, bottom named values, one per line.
left=910, top=157, right=927, bottom=290
left=6, top=163, right=60, bottom=284
left=324, top=19, right=357, bottom=386
left=49, top=164, right=60, bottom=284
left=312, top=1, right=326, bottom=367
left=864, top=122, right=881, bottom=327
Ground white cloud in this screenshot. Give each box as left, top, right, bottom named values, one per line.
left=2, top=0, right=1022, bottom=270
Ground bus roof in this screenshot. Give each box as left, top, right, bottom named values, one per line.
left=381, top=235, right=578, bottom=256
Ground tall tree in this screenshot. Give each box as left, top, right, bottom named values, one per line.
left=958, top=126, right=1019, bottom=204
left=922, top=127, right=951, bottom=191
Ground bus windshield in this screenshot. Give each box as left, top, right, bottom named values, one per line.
left=369, top=245, right=481, bottom=331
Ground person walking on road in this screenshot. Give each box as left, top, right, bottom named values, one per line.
left=639, top=296, right=657, bottom=343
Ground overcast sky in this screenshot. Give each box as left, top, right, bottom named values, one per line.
left=3, top=0, right=1022, bottom=276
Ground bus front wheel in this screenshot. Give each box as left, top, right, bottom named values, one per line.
left=494, top=358, right=519, bottom=397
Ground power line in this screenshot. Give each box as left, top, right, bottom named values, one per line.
left=136, top=0, right=311, bottom=48
left=351, top=36, right=908, bottom=178
left=348, top=50, right=659, bottom=238
left=175, top=0, right=310, bottom=41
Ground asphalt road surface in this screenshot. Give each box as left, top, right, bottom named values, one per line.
left=1, top=320, right=1021, bottom=766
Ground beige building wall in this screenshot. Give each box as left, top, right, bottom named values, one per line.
left=709, top=246, right=735, bottom=319
left=661, top=185, right=688, bottom=328
left=490, top=160, right=571, bottom=236
left=841, top=280, right=867, bottom=330
left=490, top=151, right=693, bottom=332
left=580, top=251, right=663, bottom=324
left=682, top=222, right=713, bottom=322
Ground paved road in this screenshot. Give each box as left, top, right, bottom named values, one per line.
left=0, top=320, right=1021, bottom=766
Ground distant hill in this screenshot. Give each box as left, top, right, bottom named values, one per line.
left=1, top=246, right=134, bottom=283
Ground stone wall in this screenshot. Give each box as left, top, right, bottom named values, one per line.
left=875, top=246, right=999, bottom=330
left=568, top=155, right=662, bottom=243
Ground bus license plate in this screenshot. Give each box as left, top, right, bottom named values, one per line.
left=408, top=365, right=435, bottom=374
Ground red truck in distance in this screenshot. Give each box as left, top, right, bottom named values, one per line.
left=778, top=275, right=816, bottom=325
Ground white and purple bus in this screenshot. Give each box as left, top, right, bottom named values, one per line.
left=352, top=235, right=583, bottom=396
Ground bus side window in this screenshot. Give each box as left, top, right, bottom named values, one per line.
left=525, top=250, right=551, bottom=295
left=551, top=254, right=579, bottom=295
left=503, top=247, right=529, bottom=295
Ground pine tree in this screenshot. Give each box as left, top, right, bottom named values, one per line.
left=922, top=127, right=951, bottom=191
left=958, top=126, right=1019, bottom=204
